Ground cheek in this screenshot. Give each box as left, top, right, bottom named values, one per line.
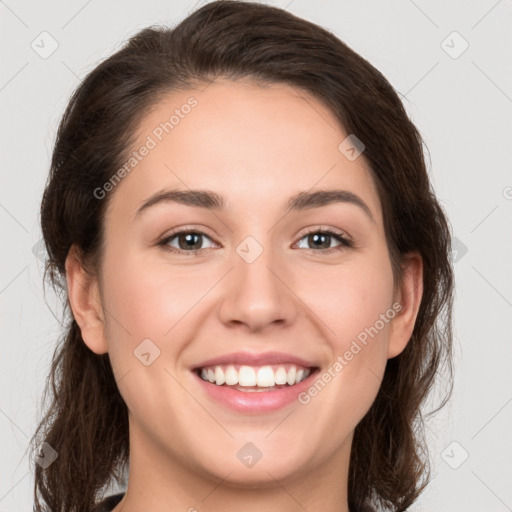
left=100, top=247, right=213, bottom=340
left=301, top=249, right=395, bottom=346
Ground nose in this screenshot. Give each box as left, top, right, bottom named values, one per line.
left=217, top=240, right=299, bottom=333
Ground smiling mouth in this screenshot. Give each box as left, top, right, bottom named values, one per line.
left=195, top=363, right=317, bottom=392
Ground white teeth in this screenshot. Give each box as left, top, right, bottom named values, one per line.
left=214, top=366, right=225, bottom=385
left=286, top=366, right=296, bottom=385
left=198, top=364, right=312, bottom=388
left=275, top=366, right=287, bottom=385
left=238, top=366, right=256, bottom=386
left=257, top=366, right=275, bottom=387
left=225, top=365, right=238, bottom=385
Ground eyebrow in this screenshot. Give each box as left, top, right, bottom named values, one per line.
left=135, top=188, right=375, bottom=223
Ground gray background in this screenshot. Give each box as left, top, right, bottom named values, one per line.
left=1, top=0, right=511, bottom=510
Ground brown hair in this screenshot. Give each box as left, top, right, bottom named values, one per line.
left=32, top=1, right=454, bottom=511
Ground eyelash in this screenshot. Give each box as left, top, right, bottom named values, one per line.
left=157, top=226, right=354, bottom=255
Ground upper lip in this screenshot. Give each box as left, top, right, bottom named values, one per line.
left=191, top=351, right=318, bottom=370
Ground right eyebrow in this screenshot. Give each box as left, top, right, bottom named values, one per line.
left=135, top=189, right=224, bottom=218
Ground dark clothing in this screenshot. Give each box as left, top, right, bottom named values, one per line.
left=92, top=493, right=125, bottom=512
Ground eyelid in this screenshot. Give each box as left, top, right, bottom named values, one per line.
left=298, top=225, right=353, bottom=243
left=158, top=224, right=217, bottom=241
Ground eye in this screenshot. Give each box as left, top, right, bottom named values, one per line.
left=295, top=228, right=353, bottom=253
left=158, top=229, right=217, bottom=254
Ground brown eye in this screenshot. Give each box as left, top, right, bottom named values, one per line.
left=296, top=230, right=353, bottom=252
left=159, top=230, right=216, bottom=253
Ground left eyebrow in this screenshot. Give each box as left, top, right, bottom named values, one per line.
left=134, top=188, right=375, bottom=223
left=286, top=189, right=375, bottom=223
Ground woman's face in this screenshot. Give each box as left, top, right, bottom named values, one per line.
left=70, top=79, right=420, bottom=490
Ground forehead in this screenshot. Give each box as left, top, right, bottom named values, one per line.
left=105, top=79, right=382, bottom=223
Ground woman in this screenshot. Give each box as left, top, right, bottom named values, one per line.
left=32, top=1, right=454, bottom=511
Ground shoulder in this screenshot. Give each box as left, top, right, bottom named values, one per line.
left=92, top=492, right=125, bottom=512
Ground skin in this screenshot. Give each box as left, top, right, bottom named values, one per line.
left=66, top=79, right=423, bottom=512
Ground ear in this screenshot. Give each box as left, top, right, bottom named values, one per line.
left=387, top=251, right=423, bottom=359
left=65, top=245, right=108, bottom=354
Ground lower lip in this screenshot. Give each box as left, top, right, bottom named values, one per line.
left=193, top=370, right=317, bottom=413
